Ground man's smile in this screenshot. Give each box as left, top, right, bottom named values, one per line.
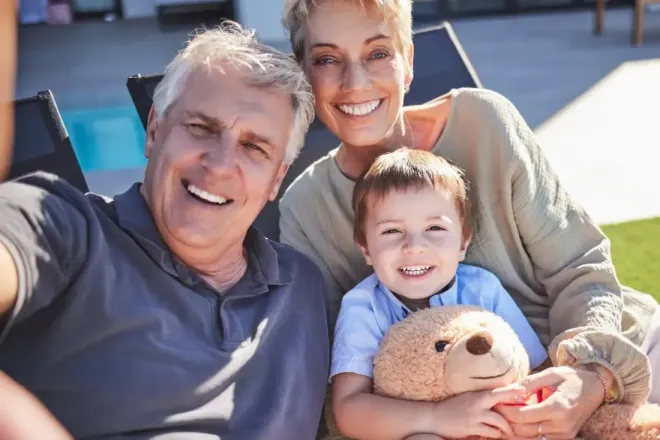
left=182, top=179, right=233, bottom=206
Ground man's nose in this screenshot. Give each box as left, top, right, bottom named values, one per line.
left=201, top=137, right=239, bottom=176
left=342, top=60, right=372, bottom=92
left=402, top=235, right=428, bottom=255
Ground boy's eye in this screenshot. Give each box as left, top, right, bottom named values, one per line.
left=428, top=225, right=446, bottom=232
left=382, top=228, right=400, bottom=235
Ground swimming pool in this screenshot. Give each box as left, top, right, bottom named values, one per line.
left=61, top=106, right=147, bottom=172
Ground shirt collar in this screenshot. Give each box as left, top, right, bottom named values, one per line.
left=113, top=182, right=290, bottom=289
left=377, top=275, right=460, bottom=321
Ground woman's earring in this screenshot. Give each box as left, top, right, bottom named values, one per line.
left=404, top=84, right=410, bottom=94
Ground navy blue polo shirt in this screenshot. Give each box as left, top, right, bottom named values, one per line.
left=0, top=173, right=329, bottom=440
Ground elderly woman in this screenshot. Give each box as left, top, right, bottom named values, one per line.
left=278, top=0, right=660, bottom=439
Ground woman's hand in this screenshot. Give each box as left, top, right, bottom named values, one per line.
left=434, top=383, right=527, bottom=439
left=495, top=365, right=607, bottom=439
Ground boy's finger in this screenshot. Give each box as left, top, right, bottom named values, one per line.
left=482, top=411, right=514, bottom=437
left=483, top=385, right=527, bottom=407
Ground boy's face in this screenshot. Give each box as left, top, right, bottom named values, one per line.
left=360, top=186, right=470, bottom=300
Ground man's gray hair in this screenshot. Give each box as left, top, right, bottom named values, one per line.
left=152, top=21, right=315, bottom=164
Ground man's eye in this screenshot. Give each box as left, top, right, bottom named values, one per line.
left=188, top=123, right=212, bottom=135
left=241, top=142, right=266, bottom=154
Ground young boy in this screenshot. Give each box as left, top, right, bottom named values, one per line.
left=330, top=148, right=547, bottom=440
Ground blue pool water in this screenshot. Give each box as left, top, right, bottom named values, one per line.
left=61, top=106, right=147, bottom=172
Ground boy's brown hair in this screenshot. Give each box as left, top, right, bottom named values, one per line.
left=352, top=148, right=472, bottom=247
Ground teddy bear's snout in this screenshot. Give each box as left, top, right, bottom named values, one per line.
left=465, top=331, right=494, bottom=356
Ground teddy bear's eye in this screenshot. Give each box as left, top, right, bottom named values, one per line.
left=435, top=341, right=449, bottom=353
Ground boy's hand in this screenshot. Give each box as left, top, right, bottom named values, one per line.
left=433, top=383, right=526, bottom=438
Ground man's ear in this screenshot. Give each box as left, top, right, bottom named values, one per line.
left=404, top=42, right=414, bottom=92
left=144, top=106, right=159, bottom=158
left=269, top=163, right=290, bottom=201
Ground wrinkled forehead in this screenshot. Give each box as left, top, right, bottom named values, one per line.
left=175, top=66, right=294, bottom=150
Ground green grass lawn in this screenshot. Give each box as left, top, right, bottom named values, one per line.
left=602, top=217, right=660, bottom=301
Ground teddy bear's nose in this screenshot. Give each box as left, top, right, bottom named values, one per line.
left=465, top=331, right=493, bottom=356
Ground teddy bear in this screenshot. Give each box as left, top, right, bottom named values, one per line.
left=370, top=304, right=660, bottom=440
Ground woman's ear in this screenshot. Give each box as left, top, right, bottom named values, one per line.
left=144, top=106, right=159, bottom=158
left=404, top=42, right=414, bottom=92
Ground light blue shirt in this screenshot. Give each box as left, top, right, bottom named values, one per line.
left=331, top=263, right=547, bottom=380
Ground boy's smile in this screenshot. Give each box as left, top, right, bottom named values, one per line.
left=360, top=186, right=470, bottom=300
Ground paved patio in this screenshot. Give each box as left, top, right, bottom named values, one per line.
left=16, top=7, right=660, bottom=225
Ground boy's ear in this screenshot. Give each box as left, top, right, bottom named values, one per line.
left=359, top=244, right=373, bottom=266
left=458, top=234, right=472, bottom=262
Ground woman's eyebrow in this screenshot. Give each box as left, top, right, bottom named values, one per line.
left=310, top=34, right=391, bottom=50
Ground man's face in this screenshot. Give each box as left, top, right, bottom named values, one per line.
left=141, top=66, right=293, bottom=258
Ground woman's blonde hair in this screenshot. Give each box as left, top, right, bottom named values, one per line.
left=282, top=0, right=413, bottom=61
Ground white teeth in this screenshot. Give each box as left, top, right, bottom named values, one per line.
left=338, top=100, right=381, bottom=116
left=400, top=265, right=432, bottom=276
left=186, top=184, right=228, bottom=205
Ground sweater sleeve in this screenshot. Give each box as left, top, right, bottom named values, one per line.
left=279, top=196, right=345, bottom=331
left=496, top=93, right=650, bottom=404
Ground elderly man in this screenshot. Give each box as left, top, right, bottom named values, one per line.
left=0, top=19, right=329, bottom=440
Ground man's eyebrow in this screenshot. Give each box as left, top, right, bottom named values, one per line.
left=184, top=111, right=222, bottom=128
left=244, top=130, right=276, bottom=150
left=310, top=34, right=391, bottom=50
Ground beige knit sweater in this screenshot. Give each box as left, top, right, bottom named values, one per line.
left=279, top=88, right=657, bottom=404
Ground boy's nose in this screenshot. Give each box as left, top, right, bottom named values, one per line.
left=403, top=236, right=427, bottom=254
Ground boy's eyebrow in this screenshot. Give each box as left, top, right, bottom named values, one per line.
left=427, top=215, right=454, bottom=223
left=375, top=219, right=401, bottom=226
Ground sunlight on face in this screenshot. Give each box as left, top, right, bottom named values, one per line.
left=361, top=186, right=469, bottom=299
left=303, top=1, right=412, bottom=148
left=142, top=66, right=293, bottom=258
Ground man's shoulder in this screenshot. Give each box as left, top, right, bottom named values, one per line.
left=279, top=152, right=335, bottom=210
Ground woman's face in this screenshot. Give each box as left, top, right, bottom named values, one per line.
left=303, top=1, right=412, bottom=147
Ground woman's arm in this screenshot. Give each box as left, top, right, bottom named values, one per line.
left=497, top=92, right=650, bottom=404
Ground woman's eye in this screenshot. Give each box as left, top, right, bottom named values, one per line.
left=370, top=51, right=389, bottom=60
left=313, top=56, right=337, bottom=66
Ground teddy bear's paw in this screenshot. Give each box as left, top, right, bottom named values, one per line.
left=629, top=403, right=660, bottom=432
left=580, top=404, right=660, bottom=440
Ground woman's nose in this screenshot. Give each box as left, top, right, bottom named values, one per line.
left=342, top=60, right=372, bottom=92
